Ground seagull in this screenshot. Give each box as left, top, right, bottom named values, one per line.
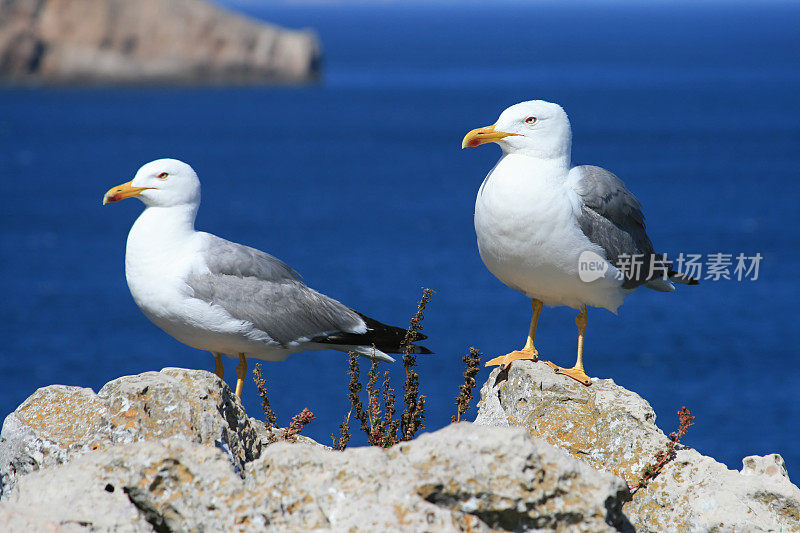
left=103, top=158, right=431, bottom=398
left=461, top=100, right=696, bottom=385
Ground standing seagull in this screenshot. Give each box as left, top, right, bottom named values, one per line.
left=103, top=159, right=430, bottom=398
left=461, top=101, right=696, bottom=385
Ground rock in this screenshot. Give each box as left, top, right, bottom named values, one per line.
left=249, top=423, right=631, bottom=532
left=742, top=453, right=790, bottom=479
left=1, top=425, right=631, bottom=532
left=0, top=503, right=87, bottom=532
left=0, top=367, right=261, bottom=497
left=0, top=0, right=321, bottom=84
left=476, top=360, right=800, bottom=532
left=0, top=366, right=631, bottom=530
left=12, top=360, right=795, bottom=531
left=2, top=439, right=235, bottom=532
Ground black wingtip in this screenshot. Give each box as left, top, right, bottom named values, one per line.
left=668, top=269, right=700, bottom=286
left=409, top=345, right=434, bottom=355
left=315, top=311, right=433, bottom=354
left=380, top=344, right=434, bottom=355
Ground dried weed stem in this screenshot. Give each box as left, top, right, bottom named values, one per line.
left=400, top=288, right=433, bottom=441
left=253, top=363, right=277, bottom=430
left=631, top=406, right=695, bottom=494
left=283, top=408, right=316, bottom=442
left=452, top=347, right=482, bottom=423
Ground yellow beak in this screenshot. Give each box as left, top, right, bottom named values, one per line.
left=461, top=124, right=518, bottom=149
left=102, top=181, right=151, bottom=205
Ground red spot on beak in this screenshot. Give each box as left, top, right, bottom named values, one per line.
left=467, top=138, right=481, bottom=148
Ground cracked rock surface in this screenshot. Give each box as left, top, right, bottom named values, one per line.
left=475, top=361, right=800, bottom=532
left=0, top=368, right=260, bottom=498
left=0, top=368, right=630, bottom=532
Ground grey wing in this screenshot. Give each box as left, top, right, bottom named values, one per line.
left=570, top=165, right=668, bottom=289
left=202, top=233, right=302, bottom=282
left=191, top=235, right=365, bottom=346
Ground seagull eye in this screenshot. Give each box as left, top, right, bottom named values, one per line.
left=157, top=172, right=168, bottom=179
left=525, top=116, right=537, bottom=125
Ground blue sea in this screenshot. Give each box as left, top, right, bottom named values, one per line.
left=2, top=2, right=799, bottom=475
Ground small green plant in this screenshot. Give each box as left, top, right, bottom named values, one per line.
left=452, top=347, right=482, bottom=423
left=631, top=406, right=695, bottom=494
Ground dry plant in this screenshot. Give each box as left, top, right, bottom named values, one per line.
left=451, top=347, right=482, bottom=423
left=631, top=406, right=695, bottom=494
left=253, top=363, right=277, bottom=430
left=254, top=363, right=315, bottom=442
left=399, top=288, right=433, bottom=441
left=331, top=410, right=352, bottom=451
left=283, top=408, right=316, bottom=442
left=335, top=288, right=433, bottom=449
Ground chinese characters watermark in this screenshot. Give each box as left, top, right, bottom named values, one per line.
left=577, top=251, right=763, bottom=283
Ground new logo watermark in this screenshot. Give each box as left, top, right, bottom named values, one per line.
left=578, top=250, right=609, bottom=282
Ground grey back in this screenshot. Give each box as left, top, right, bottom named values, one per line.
left=573, top=165, right=668, bottom=288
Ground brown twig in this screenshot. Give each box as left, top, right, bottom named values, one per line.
left=331, top=410, right=352, bottom=451
left=252, top=363, right=278, bottom=430
left=400, top=288, right=433, bottom=441
left=452, top=347, right=482, bottom=423
left=382, top=368, right=399, bottom=441
left=283, top=408, right=316, bottom=442
left=347, top=352, right=369, bottom=437
left=631, top=406, right=695, bottom=494
left=366, top=358, right=381, bottom=438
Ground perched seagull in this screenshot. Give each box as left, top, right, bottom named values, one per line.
left=461, top=100, right=696, bottom=385
left=103, top=159, right=430, bottom=398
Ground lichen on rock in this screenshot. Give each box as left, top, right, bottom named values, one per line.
left=0, top=367, right=631, bottom=531
left=475, top=360, right=800, bottom=532
left=0, top=367, right=261, bottom=498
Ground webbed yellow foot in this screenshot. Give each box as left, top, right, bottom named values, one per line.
left=485, top=348, right=539, bottom=368
left=554, top=365, right=592, bottom=386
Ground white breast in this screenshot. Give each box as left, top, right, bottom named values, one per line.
left=474, top=154, right=626, bottom=311
left=124, top=208, right=277, bottom=357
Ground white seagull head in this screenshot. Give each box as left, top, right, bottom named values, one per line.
left=462, top=100, right=572, bottom=160
left=103, top=158, right=201, bottom=208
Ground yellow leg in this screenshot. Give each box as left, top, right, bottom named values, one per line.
left=485, top=299, right=543, bottom=368
left=213, top=353, right=224, bottom=379
left=235, top=353, right=247, bottom=398
left=552, top=306, right=592, bottom=386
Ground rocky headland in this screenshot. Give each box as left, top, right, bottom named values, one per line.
left=0, top=0, right=320, bottom=84
left=0, top=364, right=797, bottom=531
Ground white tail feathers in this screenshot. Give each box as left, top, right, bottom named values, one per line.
left=349, top=345, right=396, bottom=363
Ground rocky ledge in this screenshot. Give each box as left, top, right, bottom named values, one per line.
left=0, top=0, right=320, bottom=84
left=476, top=361, right=800, bottom=531
left=0, top=365, right=797, bottom=532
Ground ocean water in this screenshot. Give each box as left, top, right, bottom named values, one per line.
left=1, top=2, right=799, bottom=475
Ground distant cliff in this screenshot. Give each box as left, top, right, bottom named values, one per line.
left=0, top=0, right=321, bottom=84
